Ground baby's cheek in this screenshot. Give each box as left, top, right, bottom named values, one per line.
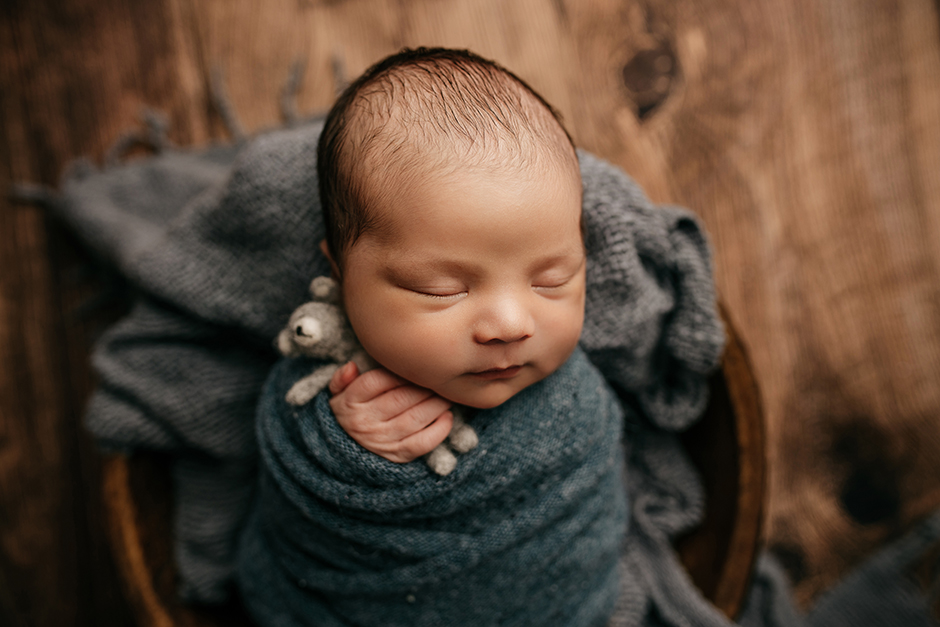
left=367, top=319, right=458, bottom=383
left=543, top=307, right=584, bottom=362
left=399, top=320, right=462, bottom=369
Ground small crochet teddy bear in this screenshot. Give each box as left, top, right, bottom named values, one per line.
left=277, top=276, right=478, bottom=476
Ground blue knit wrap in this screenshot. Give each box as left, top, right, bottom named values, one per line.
left=239, top=348, right=627, bottom=627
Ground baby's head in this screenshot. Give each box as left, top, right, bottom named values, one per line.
left=317, top=48, right=585, bottom=409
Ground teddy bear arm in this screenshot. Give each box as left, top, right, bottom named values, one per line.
left=285, top=364, right=341, bottom=406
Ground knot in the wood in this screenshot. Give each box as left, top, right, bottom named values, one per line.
left=621, top=42, right=677, bottom=120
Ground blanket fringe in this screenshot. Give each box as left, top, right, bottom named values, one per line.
left=210, top=68, right=248, bottom=142
left=280, top=60, right=306, bottom=126
left=104, top=109, right=172, bottom=167
left=331, top=51, right=349, bottom=96
left=8, top=182, right=61, bottom=211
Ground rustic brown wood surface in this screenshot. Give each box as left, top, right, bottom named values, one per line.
left=2, top=0, right=939, bottom=624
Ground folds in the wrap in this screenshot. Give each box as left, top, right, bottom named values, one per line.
left=241, top=348, right=627, bottom=626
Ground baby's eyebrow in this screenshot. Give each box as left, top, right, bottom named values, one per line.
left=382, top=248, right=585, bottom=279
left=529, top=251, right=586, bottom=272
left=383, top=257, right=481, bottom=279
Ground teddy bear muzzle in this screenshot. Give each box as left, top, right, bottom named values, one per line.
left=294, top=317, right=323, bottom=344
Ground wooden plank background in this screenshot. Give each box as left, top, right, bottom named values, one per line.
left=2, top=0, right=939, bottom=623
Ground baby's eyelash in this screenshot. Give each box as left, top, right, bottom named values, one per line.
left=410, top=288, right=466, bottom=300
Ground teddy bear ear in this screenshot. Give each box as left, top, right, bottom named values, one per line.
left=309, top=276, right=340, bottom=303
left=276, top=328, right=299, bottom=357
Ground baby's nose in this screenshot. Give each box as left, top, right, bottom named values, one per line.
left=473, top=297, right=534, bottom=345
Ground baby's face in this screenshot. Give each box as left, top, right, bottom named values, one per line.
left=339, top=159, right=585, bottom=409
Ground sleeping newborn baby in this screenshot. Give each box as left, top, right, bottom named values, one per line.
left=237, top=47, right=628, bottom=627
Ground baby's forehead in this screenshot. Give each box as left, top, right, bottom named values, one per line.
left=358, top=149, right=583, bottom=246
left=357, top=137, right=579, bottom=212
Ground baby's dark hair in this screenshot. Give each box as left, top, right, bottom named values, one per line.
left=317, top=47, right=578, bottom=267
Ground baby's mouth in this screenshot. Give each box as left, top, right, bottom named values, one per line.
left=470, top=365, right=523, bottom=380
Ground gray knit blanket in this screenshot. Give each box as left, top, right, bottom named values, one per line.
left=47, top=118, right=731, bottom=625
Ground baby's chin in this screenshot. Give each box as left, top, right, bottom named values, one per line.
left=454, top=393, right=517, bottom=410
left=437, top=373, right=546, bottom=410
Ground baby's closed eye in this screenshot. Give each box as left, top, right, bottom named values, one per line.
left=402, top=284, right=468, bottom=300
left=529, top=255, right=586, bottom=291
left=532, top=275, right=573, bottom=289
left=411, top=288, right=467, bottom=300
left=531, top=268, right=581, bottom=291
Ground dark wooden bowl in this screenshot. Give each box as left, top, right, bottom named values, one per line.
left=675, top=302, right=765, bottom=617
left=100, top=304, right=764, bottom=625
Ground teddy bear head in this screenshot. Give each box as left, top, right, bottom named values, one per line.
left=276, top=277, right=360, bottom=363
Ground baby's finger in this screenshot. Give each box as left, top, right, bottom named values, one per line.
left=396, top=410, right=455, bottom=462
left=341, top=367, right=408, bottom=403
left=385, top=394, right=453, bottom=438
left=328, top=361, right=359, bottom=395
left=371, top=384, right=442, bottom=419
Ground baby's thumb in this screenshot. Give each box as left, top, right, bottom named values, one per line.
left=329, top=361, right=360, bottom=395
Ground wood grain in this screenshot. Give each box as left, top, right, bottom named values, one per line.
left=2, top=0, right=940, bottom=622
left=564, top=0, right=940, bottom=605
left=1, top=0, right=206, bottom=624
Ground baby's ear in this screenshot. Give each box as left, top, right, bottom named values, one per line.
left=319, top=240, right=341, bottom=282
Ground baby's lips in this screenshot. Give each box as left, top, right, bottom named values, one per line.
left=469, top=365, right=523, bottom=380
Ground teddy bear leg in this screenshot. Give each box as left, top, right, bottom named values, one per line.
left=425, top=445, right=458, bottom=476
left=447, top=414, right=479, bottom=454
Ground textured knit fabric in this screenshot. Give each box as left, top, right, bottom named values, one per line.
left=50, top=118, right=730, bottom=624
left=240, top=348, right=627, bottom=627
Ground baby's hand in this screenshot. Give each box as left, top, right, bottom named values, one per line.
left=328, top=362, right=454, bottom=464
